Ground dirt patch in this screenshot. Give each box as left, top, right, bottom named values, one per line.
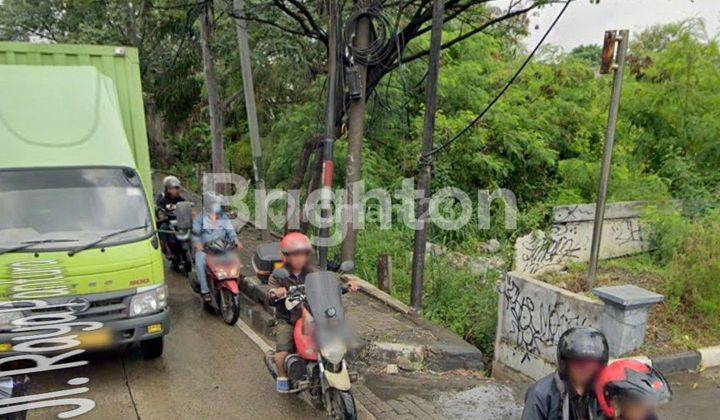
left=539, top=257, right=719, bottom=357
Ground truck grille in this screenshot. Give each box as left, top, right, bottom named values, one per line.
left=29, top=293, right=131, bottom=322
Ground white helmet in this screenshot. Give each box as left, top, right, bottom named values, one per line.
left=163, top=175, right=181, bottom=191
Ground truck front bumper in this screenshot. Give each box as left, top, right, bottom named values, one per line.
left=0, top=309, right=170, bottom=355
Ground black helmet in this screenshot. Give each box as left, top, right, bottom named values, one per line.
left=596, top=360, right=672, bottom=418
left=557, top=327, right=609, bottom=380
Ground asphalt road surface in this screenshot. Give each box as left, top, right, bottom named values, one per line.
left=26, top=265, right=323, bottom=420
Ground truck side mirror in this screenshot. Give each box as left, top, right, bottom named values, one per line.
left=338, top=261, right=354, bottom=274
left=175, top=201, right=194, bottom=230
left=271, top=267, right=290, bottom=281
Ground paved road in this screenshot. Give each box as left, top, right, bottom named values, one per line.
left=27, top=266, right=323, bottom=420
left=658, top=367, right=720, bottom=420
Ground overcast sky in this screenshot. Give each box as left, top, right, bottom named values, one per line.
left=495, top=0, right=720, bottom=50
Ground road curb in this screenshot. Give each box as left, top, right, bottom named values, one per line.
left=622, top=345, right=720, bottom=375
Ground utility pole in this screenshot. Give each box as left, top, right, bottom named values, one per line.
left=410, top=0, right=444, bottom=313
left=233, top=0, right=265, bottom=193
left=199, top=1, right=225, bottom=177
left=587, top=29, right=629, bottom=285
left=317, top=0, right=341, bottom=270
left=341, top=2, right=371, bottom=263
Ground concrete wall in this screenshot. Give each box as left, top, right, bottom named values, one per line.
left=514, top=201, right=649, bottom=275
left=494, top=272, right=604, bottom=381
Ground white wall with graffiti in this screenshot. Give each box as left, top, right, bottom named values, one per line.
left=493, top=272, right=604, bottom=380
left=514, top=201, right=650, bottom=275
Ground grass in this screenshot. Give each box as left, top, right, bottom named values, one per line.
left=541, top=253, right=720, bottom=356
left=352, top=226, right=500, bottom=366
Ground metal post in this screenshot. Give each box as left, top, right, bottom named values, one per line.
left=410, top=0, right=444, bottom=313
left=588, top=29, right=629, bottom=284
left=318, top=0, right=341, bottom=270
left=233, top=0, right=265, bottom=194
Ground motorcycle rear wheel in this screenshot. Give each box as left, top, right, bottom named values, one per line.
left=329, top=389, right=356, bottom=420
left=219, top=288, right=240, bottom=325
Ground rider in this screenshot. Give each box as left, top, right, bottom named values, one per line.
left=522, top=327, right=610, bottom=420
left=191, top=192, right=242, bottom=302
left=155, top=176, right=186, bottom=257
left=595, top=360, right=671, bottom=420
left=266, top=232, right=360, bottom=393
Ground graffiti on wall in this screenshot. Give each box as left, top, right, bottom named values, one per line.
left=514, top=201, right=651, bottom=275
left=501, top=277, right=590, bottom=364
left=517, top=225, right=582, bottom=275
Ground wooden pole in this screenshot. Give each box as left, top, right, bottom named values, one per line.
left=410, top=0, right=444, bottom=313
left=377, top=254, right=392, bottom=293
left=341, top=3, right=371, bottom=263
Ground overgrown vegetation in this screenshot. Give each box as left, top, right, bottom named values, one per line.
left=3, top=2, right=718, bottom=358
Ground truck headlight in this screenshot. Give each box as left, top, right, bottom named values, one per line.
left=129, top=285, right=168, bottom=317
left=321, top=340, right=346, bottom=365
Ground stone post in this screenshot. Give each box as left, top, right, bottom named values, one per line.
left=593, top=285, right=664, bottom=357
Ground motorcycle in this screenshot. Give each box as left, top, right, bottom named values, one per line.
left=156, top=201, right=193, bottom=276
left=263, top=262, right=358, bottom=420
left=189, top=239, right=243, bottom=325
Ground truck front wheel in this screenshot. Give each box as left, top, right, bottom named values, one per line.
left=140, top=337, right=164, bottom=360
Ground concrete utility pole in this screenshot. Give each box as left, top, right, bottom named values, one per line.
left=410, top=0, right=445, bottom=313
left=233, top=0, right=265, bottom=193
left=588, top=29, right=630, bottom=285
left=317, top=0, right=341, bottom=270
left=199, top=1, right=225, bottom=176
left=341, top=2, right=371, bottom=263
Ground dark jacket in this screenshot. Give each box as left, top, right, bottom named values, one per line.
left=522, top=373, right=600, bottom=420
left=267, top=265, right=316, bottom=324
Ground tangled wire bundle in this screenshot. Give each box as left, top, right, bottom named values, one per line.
left=342, top=5, right=395, bottom=66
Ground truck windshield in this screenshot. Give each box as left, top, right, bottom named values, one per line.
left=0, top=168, right=153, bottom=251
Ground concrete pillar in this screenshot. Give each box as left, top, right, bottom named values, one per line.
left=593, top=285, right=664, bottom=357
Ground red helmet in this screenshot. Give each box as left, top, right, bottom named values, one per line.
left=279, top=232, right=312, bottom=256
left=596, top=360, right=671, bottom=418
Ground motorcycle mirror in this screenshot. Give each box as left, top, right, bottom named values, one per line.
left=338, top=261, right=355, bottom=274
left=271, top=267, right=290, bottom=280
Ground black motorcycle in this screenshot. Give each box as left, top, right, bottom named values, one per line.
left=156, top=201, right=193, bottom=276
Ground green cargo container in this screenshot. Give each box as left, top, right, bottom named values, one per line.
left=0, top=42, right=169, bottom=359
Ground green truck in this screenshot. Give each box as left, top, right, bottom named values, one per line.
left=0, top=42, right=169, bottom=358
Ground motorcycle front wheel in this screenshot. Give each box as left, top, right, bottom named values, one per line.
left=219, top=288, right=240, bottom=325
left=329, top=389, right=356, bottom=420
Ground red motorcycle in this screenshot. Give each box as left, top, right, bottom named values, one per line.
left=264, top=263, right=358, bottom=420
left=189, top=239, right=242, bottom=325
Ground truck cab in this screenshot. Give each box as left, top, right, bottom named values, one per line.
left=0, top=43, right=169, bottom=359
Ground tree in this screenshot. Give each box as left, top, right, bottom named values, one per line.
left=199, top=0, right=226, bottom=175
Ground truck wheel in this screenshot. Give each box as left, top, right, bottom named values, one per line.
left=329, top=389, right=356, bottom=420
left=140, top=337, right=164, bottom=360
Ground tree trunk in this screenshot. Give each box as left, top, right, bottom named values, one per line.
left=286, top=135, right=321, bottom=232
left=341, top=2, right=371, bottom=263
left=199, top=2, right=225, bottom=176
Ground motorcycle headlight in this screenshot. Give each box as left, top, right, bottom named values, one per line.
left=129, top=285, right=168, bottom=317
left=215, top=267, right=239, bottom=280
left=321, top=340, right=346, bottom=365
left=0, top=311, right=23, bottom=332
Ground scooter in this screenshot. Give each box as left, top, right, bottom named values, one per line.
left=189, top=239, right=243, bottom=325
left=156, top=202, right=193, bottom=276
left=263, top=262, right=358, bottom=420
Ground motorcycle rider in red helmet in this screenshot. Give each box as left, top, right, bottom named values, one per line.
left=522, top=327, right=610, bottom=420
left=266, top=232, right=360, bottom=393
left=595, top=360, right=671, bottom=420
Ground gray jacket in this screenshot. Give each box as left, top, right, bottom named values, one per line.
left=521, top=373, right=599, bottom=420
